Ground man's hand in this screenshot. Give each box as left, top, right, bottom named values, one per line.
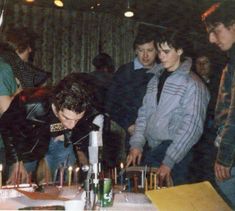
left=7, top=161, right=29, bottom=185
left=214, top=161, right=231, bottom=181
left=126, top=148, right=142, bottom=167
left=127, top=124, right=135, bottom=136
left=156, top=164, right=171, bottom=187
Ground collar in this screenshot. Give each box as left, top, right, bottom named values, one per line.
left=151, top=57, right=192, bottom=77
left=133, top=57, right=157, bottom=70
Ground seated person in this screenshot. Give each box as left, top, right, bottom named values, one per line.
left=126, top=29, right=210, bottom=186
left=0, top=73, right=101, bottom=184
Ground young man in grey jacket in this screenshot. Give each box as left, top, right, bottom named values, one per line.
left=126, top=29, right=210, bottom=186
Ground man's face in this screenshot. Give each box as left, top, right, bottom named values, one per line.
left=52, top=104, right=85, bottom=130
left=135, top=40, right=157, bottom=68
left=207, top=23, right=235, bottom=51
left=196, top=56, right=211, bottom=77
left=157, top=42, right=182, bottom=72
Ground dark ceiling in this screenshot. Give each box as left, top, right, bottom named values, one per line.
left=9, top=0, right=216, bottom=29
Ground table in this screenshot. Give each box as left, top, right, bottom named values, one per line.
left=0, top=190, right=156, bottom=210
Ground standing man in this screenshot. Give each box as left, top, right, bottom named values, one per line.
left=126, top=29, right=210, bottom=186
left=105, top=32, right=158, bottom=151
left=201, top=1, right=235, bottom=208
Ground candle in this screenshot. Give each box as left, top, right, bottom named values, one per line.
left=59, top=167, right=64, bottom=187
left=111, top=168, right=114, bottom=181
left=114, top=167, right=117, bottom=185
left=53, top=168, right=58, bottom=184
left=126, top=178, right=131, bottom=192
left=28, top=172, right=32, bottom=187
left=153, top=173, right=157, bottom=190
left=133, top=175, right=138, bottom=193
left=74, top=167, right=80, bottom=185
left=120, top=163, right=124, bottom=186
left=141, top=170, right=144, bottom=188
left=68, top=166, right=73, bottom=186
left=0, top=164, right=2, bottom=188
left=149, top=173, right=153, bottom=189
left=145, top=178, right=148, bottom=193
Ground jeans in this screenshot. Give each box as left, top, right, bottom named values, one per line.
left=142, top=140, right=192, bottom=185
left=45, top=138, right=76, bottom=177
left=216, top=166, right=235, bottom=209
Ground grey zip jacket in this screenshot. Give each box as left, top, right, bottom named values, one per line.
left=129, top=58, right=210, bottom=169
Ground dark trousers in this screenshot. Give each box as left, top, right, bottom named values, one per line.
left=142, top=140, right=193, bottom=185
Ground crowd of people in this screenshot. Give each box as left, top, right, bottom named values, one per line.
left=0, top=0, right=234, bottom=209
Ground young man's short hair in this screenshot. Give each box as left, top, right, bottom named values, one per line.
left=201, top=0, right=235, bottom=28
left=133, top=32, right=158, bottom=50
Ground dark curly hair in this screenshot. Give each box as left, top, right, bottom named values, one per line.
left=51, top=73, right=93, bottom=113
left=157, top=29, right=190, bottom=61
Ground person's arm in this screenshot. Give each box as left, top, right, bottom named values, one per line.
left=214, top=68, right=235, bottom=180
left=7, top=161, right=29, bottom=185
left=0, top=87, right=22, bottom=115
left=163, top=80, right=210, bottom=169
left=126, top=77, right=156, bottom=166
left=0, top=63, right=21, bottom=115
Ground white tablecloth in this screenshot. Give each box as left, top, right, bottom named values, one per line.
left=0, top=191, right=157, bottom=210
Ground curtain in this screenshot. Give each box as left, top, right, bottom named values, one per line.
left=1, top=3, right=138, bottom=84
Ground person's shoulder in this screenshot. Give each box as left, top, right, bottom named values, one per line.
left=0, top=57, right=12, bottom=73
left=116, top=62, right=133, bottom=74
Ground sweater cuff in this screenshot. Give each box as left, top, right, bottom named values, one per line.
left=162, top=155, right=176, bottom=169
left=217, top=141, right=235, bottom=167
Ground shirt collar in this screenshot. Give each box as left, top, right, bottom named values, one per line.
left=133, top=57, right=157, bottom=70
left=134, top=57, right=144, bottom=70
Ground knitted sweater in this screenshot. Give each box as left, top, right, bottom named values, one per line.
left=130, top=58, right=210, bottom=169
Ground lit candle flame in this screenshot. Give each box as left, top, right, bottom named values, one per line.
left=120, top=162, right=124, bottom=169
left=68, top=166, right=73, bottom=171
left=75, top=167, right=80, bottom=172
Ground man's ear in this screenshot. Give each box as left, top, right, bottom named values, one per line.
left=177, top=48, right=183, bottom=56
left=231, top=22, right=235, bottom=32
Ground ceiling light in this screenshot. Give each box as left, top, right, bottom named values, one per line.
left=124, top=10, right=134, bottom=18
left=54, top=0, right=64, bottom=7
left=25, top=0, right=35, bottom=2
left=124, top=0, right=134, bottom=18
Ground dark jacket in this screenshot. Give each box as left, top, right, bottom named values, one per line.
left=0, top=87, right=99, bottom=165
left=215, top=44, right=235, bottom=167
left=105, top=62, right=154, bottom=130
